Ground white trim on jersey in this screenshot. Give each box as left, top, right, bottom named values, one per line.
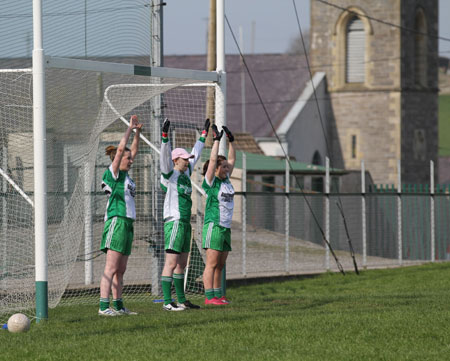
left=169, top=220, right=179, bottom=249
left=205, top=222, right=214, bottom=248
left=105, top=217, right=117, bottom=249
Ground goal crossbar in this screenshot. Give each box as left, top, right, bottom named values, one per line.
left=45, top=56, right=220, bottom=82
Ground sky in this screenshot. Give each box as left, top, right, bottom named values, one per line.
left=163, top=0, right=450, bottom=57
left=0, top=1, right=448, bottom=58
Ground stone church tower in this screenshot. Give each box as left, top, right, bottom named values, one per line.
left=310, top=0, right=438, bottom=185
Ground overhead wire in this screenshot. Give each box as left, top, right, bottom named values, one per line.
left=316, top=0, right=450, bottom=43
left=291, top=0, right=359, bottom=274
left=224, top=14, right=346, bottom=275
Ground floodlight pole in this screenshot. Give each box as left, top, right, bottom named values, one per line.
left=33, top=0, right=48, bottom=322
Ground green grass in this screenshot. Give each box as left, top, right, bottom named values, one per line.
left=439, top=94, right=450, bottom=156
left=2, top=263, right=450, bottom=360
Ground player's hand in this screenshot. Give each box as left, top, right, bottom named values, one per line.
left=135, top=123, right=143, bottom=132
left=222, top=126, right=234, bottom=142
left=162, top=118, right=170, bottom=134
left=129, top=115, right=139, bottom=129
left=211, top=124, right=223, bottom=141
left=202, top=118, right=210, bottom=137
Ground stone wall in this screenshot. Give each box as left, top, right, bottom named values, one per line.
left=310, top=0, right=438, bottom=185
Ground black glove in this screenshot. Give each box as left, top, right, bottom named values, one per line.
left=222, top=126, right=234, bottom=143
left=162, top=118, right=170, bottom=134
left=202, top=118, right=210, bottom=136
left=211, top=124, right=223, bottom=141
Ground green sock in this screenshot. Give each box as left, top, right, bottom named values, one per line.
left=205, top=289, right=215, bottom=300
left=99, top=298, right=110, bottom=311
left=161, top=276, right=173, bottom=305
left=213, top=288, right=223, bottom=298
left=112, top=298, right=123, bottom=311
left=173, top=273, right=186, bottom=304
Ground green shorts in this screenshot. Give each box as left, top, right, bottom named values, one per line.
left=101, top=216, right=134, bottom=256
left=202, top=223, right=231, bottom=252
left=164, top=220, right=192, bottom=253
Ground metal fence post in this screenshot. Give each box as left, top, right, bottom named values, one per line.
left=285, top=157, right=290, bottom=274
left=430, top=160, right=435, bottom=262
left=361, top=160, right=367, bottom=268
left=325, top=157, right=330, bottom=271
left=242, top=152, right=247, bottom=277
left=397, top=159, right=402, bottom=265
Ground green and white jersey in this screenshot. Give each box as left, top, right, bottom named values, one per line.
left=160, top=136, right=205, bottom=223
left=202, top=175, right=235, bottom=228
left=101, top=164, right=136, bottom=221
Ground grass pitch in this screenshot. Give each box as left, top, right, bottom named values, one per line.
left=1, top=263, right=450, bottom=360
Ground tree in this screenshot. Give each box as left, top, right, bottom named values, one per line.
left=286, top=30, right=310, bottom=55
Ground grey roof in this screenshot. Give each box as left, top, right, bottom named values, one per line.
left=164, top=54, right=311, bottom=137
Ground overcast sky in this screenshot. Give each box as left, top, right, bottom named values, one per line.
left=163, top=0, right=450, bottom=57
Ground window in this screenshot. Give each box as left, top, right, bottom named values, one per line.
left=346, top=16, right=365, bottom=83
left=262, top=176, right=275, bottom=193
left=312, top=177, right=324, bottom=193
left=351, top=135, right=357, bottom=159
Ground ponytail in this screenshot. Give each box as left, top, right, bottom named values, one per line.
left=105, top=145, right=130, bottom=162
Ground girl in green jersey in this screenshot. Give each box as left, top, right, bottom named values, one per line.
left=202, top=125, right=235, bottom=305
left=98, top=115, right=142, bottom=316
left=159, top=118, right=210, bottom=311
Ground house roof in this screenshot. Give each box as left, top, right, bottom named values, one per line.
left=163, top=54, right=311, bottom=137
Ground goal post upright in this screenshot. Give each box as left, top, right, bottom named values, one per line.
left=216, top=0, right=227, bottom=294
left=33, top=0, right=48, bottom=322
left=216, top=0, right=227, bottom=156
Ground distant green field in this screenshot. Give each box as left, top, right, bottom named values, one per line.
left=2, top=263, right=450, bottom=361
left=439, top=94, right=450, bottom=156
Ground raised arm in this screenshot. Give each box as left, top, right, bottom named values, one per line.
left=205, top=125, right=224, bottom=185
left=111, top=115, right=139, bottom=177
left=130, top=115, right=143, bottom=162
left=160, top=118, right=173, bottom=177
left=189, top=119, right=210, bottom=169
left=222, top=126, right=236, bottom=176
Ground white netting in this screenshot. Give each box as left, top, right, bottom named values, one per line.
left=0, top=68, right=217, bottom=323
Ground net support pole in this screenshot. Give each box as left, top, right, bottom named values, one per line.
left=361, top=160, right=367, bottom=268
left=397, top=159, right=402, bottom=265
left=430, top=160, right=435, bottom=262
left=84, top=162, right=93, bottom=284
left=325, top=157, right=330, bottom=270
left=285, top=157, right=290, bottom=274
left=150, top=1, right=165, bottom=296
left=242, top=152, right=247, bottom=277
left=216, top=0, right=227, bottom=294
left=33, top=0, right=48, bottom=322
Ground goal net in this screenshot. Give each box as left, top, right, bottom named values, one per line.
left=0, top=65, right=218, bottom=323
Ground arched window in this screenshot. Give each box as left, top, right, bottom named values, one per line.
left=414, top=8, right=427, bottom=87
left=346, top=16, right=365, bottom=83
left=312, top=151, right=322, bottom=166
